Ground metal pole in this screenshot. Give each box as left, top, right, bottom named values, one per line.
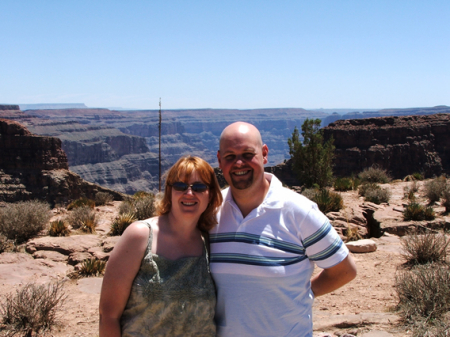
left=159, top=98, right=162, bottom=192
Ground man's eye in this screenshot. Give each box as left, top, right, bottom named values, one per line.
left=225, top=155, right=235, bottom=161
left=243, top=153, right=254, bottom=159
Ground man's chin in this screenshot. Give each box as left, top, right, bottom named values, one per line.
left=230, top=176, right=253, bottom=190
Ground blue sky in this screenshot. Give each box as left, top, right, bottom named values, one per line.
left=1, top=1, right=449, bottom=110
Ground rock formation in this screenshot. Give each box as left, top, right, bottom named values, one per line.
left=323, top=113, right=450, bottom=179
left=0, top=118, right=126, bottom=205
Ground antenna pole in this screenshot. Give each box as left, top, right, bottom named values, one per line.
left=159, top=98, right=162, bottom=192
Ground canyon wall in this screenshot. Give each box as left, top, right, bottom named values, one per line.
left=323, top=113, right=450, bottom=179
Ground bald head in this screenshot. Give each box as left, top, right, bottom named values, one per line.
left=219, top=122, right=263, bottom=151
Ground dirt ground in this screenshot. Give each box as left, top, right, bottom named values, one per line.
left=1, top=181, right=449, bottom=336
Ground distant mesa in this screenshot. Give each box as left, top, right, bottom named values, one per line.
left=19, top=103, right=89, bottom=110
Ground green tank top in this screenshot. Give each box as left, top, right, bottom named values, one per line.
left=120, top=221, right=216, bottom=336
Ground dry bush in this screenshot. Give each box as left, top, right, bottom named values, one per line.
left=404, top=181, right=419, bottom=201
left=403, top=202, right=435, bottom=221
left=358, top=165, right=391, bottom=183
left=110, top=213, right=136, bottom=236
left=69, top=259, right=106, bottom=279
left=67, top=206, right=97, bottom=230
left=395, top=264, right=450, bottom=321
left=67, top=197, right=95, bottom=210
left=424, top=176, right=447, bottom=204
left=48, top=220, right=70, bottom=237
left=0, top=234, right=11, bottom=254
left=95, top=192, right=114, bottom=206
left=119, top=194, right=155, bottom=220
left=0, top=201, right=51, bottom=244
left=442, top=186, right=450, bottom=213
left=364, top=187, right=391, bottom=204
left=411, top=319, right=450, bottom=337
left=358, top=182, right=380, bottom=197
left=344, top=226, right=362, bottom=243
left=301, top=188, right=318, bottom=201
left=0, top=281, right=66, bottom=335
left=400, top=230, right=449, bottom=265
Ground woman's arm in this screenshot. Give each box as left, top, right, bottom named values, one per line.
left=99, top=222, right=150, bottom=337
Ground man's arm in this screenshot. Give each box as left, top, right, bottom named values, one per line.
left=311, top=254, right=357, bottom=297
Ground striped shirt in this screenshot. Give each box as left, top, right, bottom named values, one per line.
left=210, top=173, right=348, bottom=337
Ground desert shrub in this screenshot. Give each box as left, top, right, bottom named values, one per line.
left=442, top=186, right=450, bottom=213
left=0, top=281, right=66, bottom=335
left=69, top=259, right=106, bottom=279
left=334, top=177, right=353, bottom=192
left=80, top=217, right=97, bottom=234
left=344, top=226, right=362, bottom=242
left=0, top=200, right=51, bottom=244
left=67, top=197, right=95, bottom=210
left=400, top=230, right=449, bottom=265
left=119, top=194, right=155, bottom=220
left=404, top=181, right=419, bottom=201
left=95, top=192, right=114, bottom=206
left=134, top=191, right=152, bottom=199
left=110, top=213, right=136, bottom=236
left=358, top=182, right=380, bottom=197
left=410, top=319, right=450, bottom=337
left=364, top=187, right=391, bottom=204
left=66, top=206, right=97, bottom=230
left=133, top=195, right=156, bottom=220
left=301, top=188, right=317, bottom=201
left=424, top=176, right=447, bottom=204
left=403, top=202, right=435, bottom=221
left=311, top=189, right=343, bottom=214
left=412, top=172, right=424, bottom=181
left=395, top=264, right=450, bottom=321
left=0, top=234, right=11, bottom=254
left=358, top=165, right=391, bottom=184
left=48, top=220, right=70, bottom=237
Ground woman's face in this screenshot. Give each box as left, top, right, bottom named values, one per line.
left=170, top=170, right=210, bottom=221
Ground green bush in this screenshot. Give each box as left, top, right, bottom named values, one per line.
left=66, top=206, right=97, bottom=230
left=424, top=176, right=447, bottom=204
left=0, top=201, right=52, bottom=243
left=311, top=189, right=343, bottom=214
left=412, top=172, right=424, bottom=181
left=395, top=264, right=450, bottom=321
left=400, top=230, right=449, bottom=265
left=364, top=187, right=391, bottom=204
left=333, top=177, right=353, bottom=192
left=48, top=220, right=70, bottom=237
left=110, top=213, right=136, bottom=236
left=95, top=192, right=114, bottom=206
left=358, top=165, right=391, bottom=183
left=67, top=197, right=95, bottom=210
left=69, top=259, right=106, bottom=279
left=0, top=281, right=66, bottom=335
left=403, top=202, right=435, bottom=221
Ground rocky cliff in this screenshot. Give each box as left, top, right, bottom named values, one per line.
left=0, top=119, right=126, bottom=205
left=323, top=113, right=450, bottom=179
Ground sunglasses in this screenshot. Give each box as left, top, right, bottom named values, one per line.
left=171, top=182, right=209, bottom=193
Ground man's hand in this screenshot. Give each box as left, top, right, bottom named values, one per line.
left=311, top=254, right=357, bottom=297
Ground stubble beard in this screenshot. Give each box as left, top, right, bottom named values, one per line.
left=229, top=171, right=253, bottom=190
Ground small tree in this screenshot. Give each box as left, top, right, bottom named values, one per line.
left=288, top=119, right=335, bottom=188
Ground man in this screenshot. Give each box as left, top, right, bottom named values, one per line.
left=209, top=122, right=357, bottom=337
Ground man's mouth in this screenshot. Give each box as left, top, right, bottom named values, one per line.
left=233, top=170, right=250, bottom=176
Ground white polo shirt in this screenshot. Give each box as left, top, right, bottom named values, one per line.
left=210, top=173, right=349, bottom=337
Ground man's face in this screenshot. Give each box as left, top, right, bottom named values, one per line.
left=218, top=126, right=268, bottom=191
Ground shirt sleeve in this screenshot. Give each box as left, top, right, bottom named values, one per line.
left=298, top=203, right=349, bottom=269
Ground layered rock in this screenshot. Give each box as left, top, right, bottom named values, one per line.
left=323, top=114, right=450, bottom=179
left=0, top=119, right=126, bottom=205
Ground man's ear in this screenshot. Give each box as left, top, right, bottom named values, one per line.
left=217, top=150, right=222, bottom=168
left=262, top=144, right=269, bottom=164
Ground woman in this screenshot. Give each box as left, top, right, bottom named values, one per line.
left=99, top=156, right=223, bottom=337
